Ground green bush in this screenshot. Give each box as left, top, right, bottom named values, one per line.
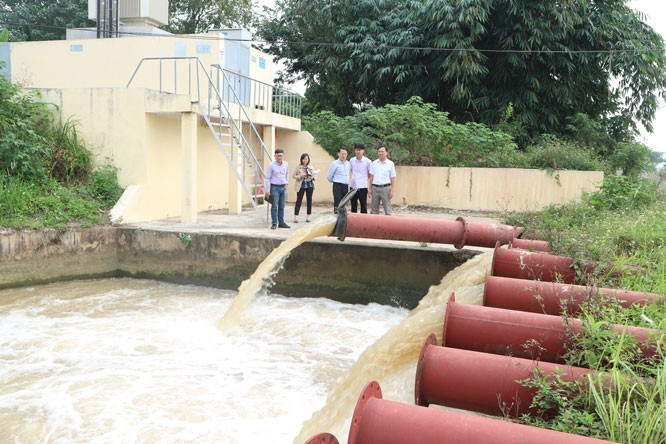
left=608, top=141, right=654, bottom=178
left=45, top=117, right=93, bottom=183
left=523, top=135, right=607, bottom=172
left=88, top=162, right=122, bottom=207
left=303, top=96, right=523, bottom=167
left=0, top=76, right=54, bottom=180
left=0, top=76, right=122, bottom=229
left=588, top=176, right=658, bottom=211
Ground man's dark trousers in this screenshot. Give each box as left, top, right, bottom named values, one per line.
left=332, top=182, right=348, bottom=213
left=350, top=187, right=368, bottom=213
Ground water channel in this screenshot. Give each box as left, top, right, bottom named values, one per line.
left=0, top=218, right=491, bottom=443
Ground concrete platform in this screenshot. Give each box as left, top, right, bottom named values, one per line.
left=127, top=203, right=503, bottom=253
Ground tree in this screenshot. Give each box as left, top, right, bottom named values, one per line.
left=165, top=0, right=256, bottom=35
left=0, top=0, right=92, bottom=41
left=258, top=0, right=666, bottom=144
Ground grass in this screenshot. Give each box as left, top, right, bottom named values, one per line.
left=504, top=176, right=666, bottom=442
left=0, top=169, right=121, bottom=230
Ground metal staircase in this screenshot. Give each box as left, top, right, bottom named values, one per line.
left=127, top=56, right=276, bottom=222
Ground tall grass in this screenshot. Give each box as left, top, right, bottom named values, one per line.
left=506, top=177, right=666, bottom=442
left=588, top=361, right=666, bottom=444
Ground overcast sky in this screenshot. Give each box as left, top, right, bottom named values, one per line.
left=628, top=1, right=666, bottom=154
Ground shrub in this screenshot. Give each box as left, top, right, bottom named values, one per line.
left=587, top=176, right=658, bottom=211
left=523, top=135, right=607, bottom=172
left=303, top=96, right=523, bottom=167
left=87, top=162, right=122, bottom=208
left=44, top=117, right=93, bottom=183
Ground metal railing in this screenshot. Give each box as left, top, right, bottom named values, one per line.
left=127, top=56, right=285, bottom=220
left=212, top=65, right=302, bottom=119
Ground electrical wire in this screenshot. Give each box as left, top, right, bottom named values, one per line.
left=0, top=20, right=664, bottom=56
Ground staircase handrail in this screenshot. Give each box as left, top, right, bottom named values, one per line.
left=127, top=56, right=271, bottom=218
left=210, top=64, right=275, bottom=172
left=215, top=67, right=302, bottom=119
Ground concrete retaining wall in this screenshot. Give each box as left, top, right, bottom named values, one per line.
left=0, top=227, right=119, bottom=289
left=1, top=227, right=479, bottom=308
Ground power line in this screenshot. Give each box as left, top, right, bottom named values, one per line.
left=0, top=20, right=664, bottom=56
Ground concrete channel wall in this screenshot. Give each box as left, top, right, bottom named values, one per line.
left=0, top=227, right=480, bottom=308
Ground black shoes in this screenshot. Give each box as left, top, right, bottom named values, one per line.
left=278, top=223, right=291, bottom=229
left=271, top=224, right=277, bottom=229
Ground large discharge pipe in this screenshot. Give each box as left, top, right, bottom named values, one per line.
left=349, top=380, right=612, bottom=444
left=484, top=275, right=663, bottom=315
left=332, top=208, right=522, bottom=249
left=414, top=334, right=598, bottom=417
left=442, top=294, right=662, bottom=363
left=491, top=244, right=596, bottom=283
left=303, top=433, right=339, bottom=444
left=509, top=237, right=551, bottom=252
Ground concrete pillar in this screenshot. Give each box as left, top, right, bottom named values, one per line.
left=263, top=124, right=276, bottom=169
left=227, top=130, right=243, bottom=215
left=181, top=111, right=197, bottom=223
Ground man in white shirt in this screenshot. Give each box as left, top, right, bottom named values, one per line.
left=349, top=143, right=372, bottom=213
left=368, top=145, right=397, bottom=215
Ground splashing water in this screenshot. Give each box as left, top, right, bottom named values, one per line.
left=217, top=216, right=337, bottom=333
left=293, top=251, right=493, bottom=443
left=0, top=215, right=495, bottom=443
left=0, top=279, right=407, bottom=443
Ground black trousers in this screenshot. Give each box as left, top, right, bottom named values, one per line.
left=294, top=187, right=313, bottom=215
left=350, top=187, right=368, bottom=213
left=332, top=182, right=349, bottom=213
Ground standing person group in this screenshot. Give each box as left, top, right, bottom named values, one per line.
left=264, top=148, right=291, bottom=229
left=265, top=144, right=396, bottom=230
left=326, top=147, right=350, bottom=214
left=292, top=153, right=315, bottom=223
left=368, top=145, right=397, bottom=215
left=349, top=143, right=372, bottom=213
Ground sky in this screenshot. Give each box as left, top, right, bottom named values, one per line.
left=258, top=0, right=666, bottom=157
left=628, top=1, right=666, bottom=156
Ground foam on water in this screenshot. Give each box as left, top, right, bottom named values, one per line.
left=293, top=251, right=492, bottom=443
left=217, top=216, right=338, bottom=333
left=0, top=279, right=407, bottom=443
left=1, top=218, right=494, bottom=444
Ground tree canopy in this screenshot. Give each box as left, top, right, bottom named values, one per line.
left=0, top=0, right=92, bottom=41
left=258, top=0, right=666, bottom=142
left=0, top=0, right=258, bottom=39
left=165, top=0, right=256, bottom=34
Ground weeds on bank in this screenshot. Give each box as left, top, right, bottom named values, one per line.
left=505, top=175, right=666, bottom=442
left=0, top=175, right=118, bottom=229
left=517, top=304, right=666, bottom=442
left=505, top=176, right=666, bottom=294
left=0, top=74, right=122, bottom=230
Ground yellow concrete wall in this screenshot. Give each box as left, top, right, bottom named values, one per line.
left=278, top=132, right=604, bottom=212
left=37, top=88, right=603, bottom=222
left=393, top=166, right=603, bottom=212
left=39, top=88, right=238, bottom=223
left=250, top=47, right=274, bottom=86
left=11, top=35, right=224, bottom=90
left=277, top=129, right=335, bottom=204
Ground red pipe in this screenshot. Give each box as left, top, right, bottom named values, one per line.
left=350, top=380, right=611, bottom=444
left=509, top=237, right=551, bottom=252
left=491, top=244, right=596, bottom=283
left=484, top=275, right=663, bottom=315
left=333, top=211, right=521, bottom=249
left=303, top=433, right=339, bottom=444
left=443, top=294, right=661, bottom=362
left=466, top=220, right=523, bottom=248
left=414, top=334, right=598, bottom=417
